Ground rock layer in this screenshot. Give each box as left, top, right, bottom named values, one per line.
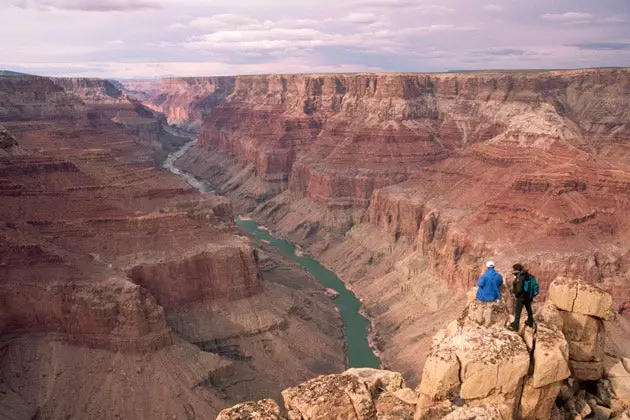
left=158, top=69, right=630, bottom=382
left=0, top=75, right=345, bottom=418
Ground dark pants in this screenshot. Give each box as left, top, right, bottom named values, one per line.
left=512, top=299, right=534, bottom=328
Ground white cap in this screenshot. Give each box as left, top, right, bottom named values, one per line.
left=486, top=261, right=495, bottom=268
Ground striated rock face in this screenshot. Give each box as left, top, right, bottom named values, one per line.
left=51, top=77, right=124, bottom=103
left=151, top=68, right=630, bottom=384
left=122, top=77, right=236, bottom=130
left=170, top=69, right=630, bottom=303
left=0, top=75, right=345, bottom=418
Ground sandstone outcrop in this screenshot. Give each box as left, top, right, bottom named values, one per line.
left=415, top=293, right=568, bottom=420
left=217, top=278, right=629, bottom=420
left=548, top=277, right=614, bottom=381
left=216, top=399, right=285, bottom=420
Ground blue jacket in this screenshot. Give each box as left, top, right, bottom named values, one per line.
left=476, top=268, right=503, bottom=302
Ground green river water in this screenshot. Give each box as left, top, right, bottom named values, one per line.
left=163, top=140, right=380, bottom=368
left=235, top=218, right=380, bottom=368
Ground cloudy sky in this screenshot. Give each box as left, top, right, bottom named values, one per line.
left=1, top=0, right=629, bottom=78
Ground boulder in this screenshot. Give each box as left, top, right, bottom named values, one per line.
left=343, top=368, right=406, bottom=398
left=413, top=397, right=454, bottom=420
left=570, top=360, right=604, bottom=381
left=456, top=327, right=530, bottom=400
left=374, top=392, right=416, bottom=420
left=535, top=301, right=564, bottom=331
left=560, top=311, right=604, bottom=362
left=418, top=320, right=530, bottom=420
left=529, top=325, right=571, bottom=388
left=281, top=374, right=376, bottom=420
left=459, top=298, right=509, bottom=329
left=595, top=379, right=614, bottom=407
left=520, top=378, right=562, bottom=420
left=438, top=405, right=503, bottom=420
left=592, top=405, right=612, bottom=420
left=394, top=388, right=419, bottom=405
left=216, top=399, right=285, bottom=420
left=418, top=351, right=461, bottom=400
left=548, top=278, right=614, bottom=320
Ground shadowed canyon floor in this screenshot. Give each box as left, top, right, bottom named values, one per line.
left=123, top=68, right=630, bottom=384
left=0, top=76, right=346, bottom=419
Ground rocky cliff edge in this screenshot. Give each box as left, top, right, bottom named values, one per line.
left=218, top=277, right=630, bottom=419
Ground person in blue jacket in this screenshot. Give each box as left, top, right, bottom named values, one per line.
left=476, top=261, right=503, bottom=302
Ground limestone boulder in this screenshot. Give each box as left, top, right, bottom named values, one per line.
left=459, top=298, right=509, bottom=329
left=374, top=392, right=416, bottom=420
left=520, top=378, right=562, bottom=420
left=343, top=368, right=406, bottom=397
left=419, top=322, right=529, bottom=410
left=281, top=374, right=377, bottom=420
left=535, top=301, right=564, bottom=331
left=456, top=327, right=529, bottom=400
left=548, top=278, right=614, bottom=320
left=529, top=324, right=571, bottom=388
left=560, top=311, right=604, bottom=362
left=438, top=405, right=503, bottom=420
left=418, top=350, right=461, bottom=400
left=216, top=399, right=285, bottom=420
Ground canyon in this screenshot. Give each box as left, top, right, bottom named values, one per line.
left=124, top=68, right=630, bottom=384
left=0, top=75, right=346, bottom=419
left=1, top=67, right=629, bottom=419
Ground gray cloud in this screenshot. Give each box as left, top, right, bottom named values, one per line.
left=572, top=41, right=630, bottom=51
left=13, top=0, right=161, bottom=11
left=473, top=48, right=526, bottom=56
left=541, top=12, right=594, bottom=23
left=353, top=0, right=417, bottom=8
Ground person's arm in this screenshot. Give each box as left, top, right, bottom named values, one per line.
left=478, top=273, right=486, bottom=288
left=497, top=274, right=503, bottom=287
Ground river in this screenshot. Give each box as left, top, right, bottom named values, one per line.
left=162, top=139, right=380, bottom=368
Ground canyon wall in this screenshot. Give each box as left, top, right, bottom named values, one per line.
left=0, top=75, right=345, bottom=418
left=122, top=77, right=237, bottom=130
left=167, top=68, right=630, bottom=381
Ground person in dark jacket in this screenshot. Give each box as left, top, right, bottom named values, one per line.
left=476, top=261, right=503, bottom=302
left=509, top=263, right=535, bottom=330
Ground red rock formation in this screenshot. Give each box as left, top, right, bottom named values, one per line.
left=176, top=69, right=630, bottom=307
left=154, top=69, right=630, bottom=383
left=0, top=75, right=345, bottom=417
left=122, top=77, right=236, bottom=130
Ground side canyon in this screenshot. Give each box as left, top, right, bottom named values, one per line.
left=0, top=75, right=346, bottom=419
left=124, top=68, right=630, bottom=383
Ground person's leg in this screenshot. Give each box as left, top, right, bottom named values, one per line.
left=525, top=300, right=535, bottom=327
left=511, top=299, right=523, bottom=330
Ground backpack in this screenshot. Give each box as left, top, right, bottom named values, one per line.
left=523, top=274, right=540, bottom=300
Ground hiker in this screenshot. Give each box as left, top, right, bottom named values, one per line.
left=476, top=261, right=503, bottom=302
left=509, top=263, right=537, bottom=330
